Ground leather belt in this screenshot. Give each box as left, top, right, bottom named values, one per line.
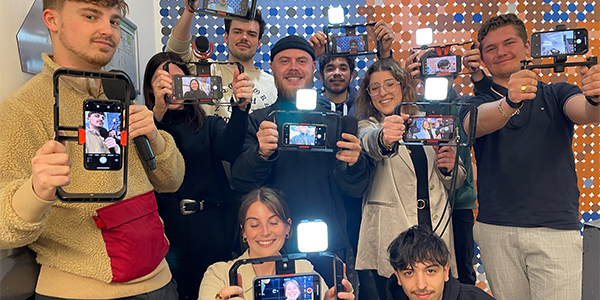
left=179, top=199, right=205, bottom=215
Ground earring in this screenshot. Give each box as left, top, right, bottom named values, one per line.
left=243, top=237, right=247, bottom=243
left=285, top=233, right=290, bottom=239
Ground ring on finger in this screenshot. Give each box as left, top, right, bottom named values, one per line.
left=157, top=82, right=161, bottom=88
left=520, top=85, right=527, bottom=92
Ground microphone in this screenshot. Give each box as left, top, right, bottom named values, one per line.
left=102, top=70, right=157, bottom=170
left=99, top=127, right=117, bottom=154
left=339, top=115, right=359, bottom=171
left=192, top=36, right=214, bottom=60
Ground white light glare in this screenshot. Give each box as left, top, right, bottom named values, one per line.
left=416, top=28, right=433, bottom=46
left=296, top=89, right=318, bottom=110
left=328, top=6, right=345, bottom=24
left=424, top=77, right=450, bottom=101
left=297, top=220, right=328, bottom=253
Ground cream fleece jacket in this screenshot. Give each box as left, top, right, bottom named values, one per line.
left=0, top=54, right=185, bottom=298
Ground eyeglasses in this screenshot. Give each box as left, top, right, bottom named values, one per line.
left=367, top=79, right=401, bottom=97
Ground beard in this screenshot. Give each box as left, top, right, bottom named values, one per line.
left=59, top=32, right=116, bottom=69
left=323, top=79, right=348, bottom=95
left=274, top=73, right=313, bottom=100
left=229, top=42, right=255, bottom=62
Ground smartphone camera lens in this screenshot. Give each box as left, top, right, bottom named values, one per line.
left=576, top=39, right=581, bottom=44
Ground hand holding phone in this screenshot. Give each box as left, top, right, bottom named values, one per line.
left=308, top=31, right=328, bottom=59
left=382, top=114, right=408, bottom=144
left=151, top=68, right=175, bottom=121
left=404, top=50, right=421, bottom=81
left=434, top=145, right=455, bottom=171
left=335, top=133, right=361, bottom=167
left=257, top=121, right=279, bottom=159
left=32, top=140, right=72, bottom=201
left=507, top=69, right=539, bottom=104
left=231, top=67, right=253, bottom=111
left=372, top=20, right=394, bottom=58
left=579, top=64, right=600, bottom=100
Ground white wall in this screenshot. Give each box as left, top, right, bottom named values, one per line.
left=0, top=0, right=162, bottom=103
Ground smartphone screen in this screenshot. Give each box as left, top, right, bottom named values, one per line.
left=173, top=75, right=223, bottom=100
left=331, top=35, right=368, bottom=54
left=404, top=116, right=455, bottom=142
left=423, top=55, right=461, bottom=76
left=253, top=273, right=320, bottom=300
left=531, top=28, right=588, bottom=58
left=203, top=0, right=250, bottom=16
left=283, top=123, right=327, bottom=147
left=84, top=99, right=123, bottom=170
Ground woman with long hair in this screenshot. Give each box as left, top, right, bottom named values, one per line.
left=354, top=58, right=466, bottom=299
left=142, top=51, right=253, bottom=299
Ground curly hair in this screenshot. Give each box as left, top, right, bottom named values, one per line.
left=477, top=13, right=527, bottom=51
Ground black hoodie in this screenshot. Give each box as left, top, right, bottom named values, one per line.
left=386, top=273, right=496, bottom=300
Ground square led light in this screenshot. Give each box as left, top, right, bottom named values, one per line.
left=328, top=6, right=345, bottom=25
left=423, top=77, right=450, bottom=101
left=297, top=220, right=328, bottom=253
left=296, top=89, right=318, bottom=110
left=416, top=28, right=433, bottom=46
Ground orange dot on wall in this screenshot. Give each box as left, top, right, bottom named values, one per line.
left=517, top=3, right=526, bottom=12
left=402, top=0, right=411, bottom=5
left=446, top=5, right=454, bottom=14
left=392, top=23, right=402, bottom=33
left=375, top=6, right=383, bottom=15
left=499, top=3, right=508, bottom=13
left=419, top=14, right=428, bottom=24
left=429, top=14, right=437, bottom=23
left=420, top=0, right=428, bottom=5
left=473, top=5, right=481, bottom=13
left=455, top=4, right=465, bottom=13
left=402, top=31, right=412, bottom=42
left=411, top=5, right=420, bottom=15
left=383, top=13, right=393, bottom=23
left=392, top=5, right=402, bottom=15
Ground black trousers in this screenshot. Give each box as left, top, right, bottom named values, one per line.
left=36, top=278, right=178, bottom=300
left=451, top=209, right=476, bottom=285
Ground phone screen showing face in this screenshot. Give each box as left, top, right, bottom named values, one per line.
left=283, top=124, right=327, bottom=147
left=203, top=0, right=250, bottom=16
left=253, top=273, right=320, bottom=300
left=174, top=75, right=223, bottom=100
left=423, top=55, right=460, bottom=76
left=404, top=116, right=455, bottom=142
left=84, top=99, right=123, bottom=170
left=531, top=28, right=588, bottom=58
left=331, top=35, right=368, bottom=54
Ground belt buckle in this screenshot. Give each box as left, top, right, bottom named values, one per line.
left=180, top=199, right=197, bottom=215
left=417, top=199, right=426, bottom=209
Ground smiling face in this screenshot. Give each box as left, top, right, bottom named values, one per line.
left=394, top=262, right=450, bottom=300
left=285, top=281, right=301, bottom=300
left=224, top=20, right=261, bottom=63
left=271, top=49, right=316, bottom=100
left=45, top=1, right=122, bottom=70
left=480, top=25, right=530, bottom=80
left=368, top=70, right=402, bottom=116
left=190, top=79, right=199, bottom=91
left=321, top=57, right=352, bottom=95
left=242, top=201, right=291, bottom=258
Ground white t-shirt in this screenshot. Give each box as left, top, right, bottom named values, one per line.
left=165, top=34, right=277, bottom=121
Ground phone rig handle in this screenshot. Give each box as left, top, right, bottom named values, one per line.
left=521, top=56, right=598, bottom=101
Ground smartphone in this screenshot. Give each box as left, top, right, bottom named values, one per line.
left=422, top=55, right=461, bottom=76
left=283, top=123, right=327, bottom=147
left=331, top=35, right=368, bottom=54
left=173, top=75, right=223, bottom=100
left=253, top=272, right=321, bottom=300
left=83, top=99, right=123, bottom=170
left=404, top=116, right=455, bottom=142
left=203, top=0, right=250, bottom=17
left=531, top=28, right=588, bottom=58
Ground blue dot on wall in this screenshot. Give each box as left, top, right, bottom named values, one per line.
left=454, top=13, right=464, bottom=23
left=582, top=212, right=590, bottom=220
left=270, top=8, right=278, bottom=16
left=585, top=4, right=594, bottom=12
left=543, top=12, right=552, bottom=22
left=160, top=8, right=169, bottom=17
left=198, top=27, right=207, bottom=35
left=357, top=60, right=366, bottom=69
left=287, top=26, right=296, bottom=35
left=216, top=27, right=225, bottom=35
left=551, top=13, right=560, bottom=22
left=577, top=12, right=586, bottom=21
left=560, top=12, right=569, bottom=21
left=473, top=13, right=482, bottom=23
left=551, top=3, right=560, bottom=12
left=160, top=17, right=171, bottom=27
left=568, top=3, right=576, bottom=12
left=262, top=53, right=270, bottom=61
left=305, top=7, right=313, bottom=16
left=216, top=44, right=226, bottom=53
left=542, top=0, right=551, bottom=3
left=584, top=178, right=593, bottom=188
left=305, top=26, right=314, bottom=35
left=161, top=35, right=169, bottom=45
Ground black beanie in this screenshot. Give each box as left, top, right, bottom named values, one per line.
left=270, top=35, right=316, bottom=61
